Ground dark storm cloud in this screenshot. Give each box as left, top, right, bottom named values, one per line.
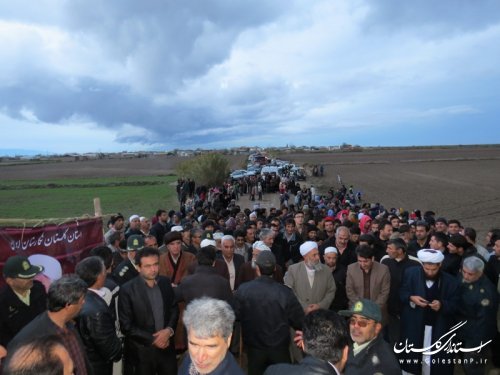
left=60, top=0, right=291, bottom=93
left=1, top=0, right=499, bottom=154
left=0, top=1, right=296, bottom=149
left=364, top=0, right=500, bottom=35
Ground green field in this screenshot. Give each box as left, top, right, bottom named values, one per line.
left=0, top=176, right=179, bottom=223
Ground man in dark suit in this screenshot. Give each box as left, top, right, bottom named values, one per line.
left=217, top=235, right=245, bottom=291
left=119, top=247, right=179, bottom=375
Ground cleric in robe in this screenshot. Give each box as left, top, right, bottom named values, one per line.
left=397, top=249, right=460, bottom=375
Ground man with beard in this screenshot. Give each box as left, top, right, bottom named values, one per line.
left=125, top=215, right=142, bottom=239
left=320, top=226, right=357, bottom=267
left=398, top=249, right=460, bottom=375
left=284, top=241, right=336, bottom=315
left=286, top=242, right=335, bottom=365
left=407, top=220, right=430, bottom=257
left=323, top=247, right=348, bottom=312
left=372, top=220, right=393, bottom=261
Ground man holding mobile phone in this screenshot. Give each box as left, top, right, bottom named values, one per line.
left=398, top=249, right=460, bottom=375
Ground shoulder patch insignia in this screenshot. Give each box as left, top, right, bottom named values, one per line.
left=119, top=266, right=129, bottom=276
left=480, top=299, right=490, bottom=306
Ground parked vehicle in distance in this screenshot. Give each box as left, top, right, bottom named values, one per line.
left=261, top=165, right=283, bottom=175
left=230, top=169, right=247, bottom=179
left=291, top=166, right=306, bottom=180
left=247, top=165, right=262, bottom=174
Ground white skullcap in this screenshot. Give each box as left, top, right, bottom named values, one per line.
left=171, top=225, right=183, bottom=232
left=252, top=241, right=271, bottom=251
left=417, top=249, right=444, bottom=264
left=213, top=232, right=224, bottom=240
left=140, top=216, right=147, bottom=221
left=324, top=247, right=338, bottom=255
left=249, top=211, right=257, bottom=219
left=300, top=241, right=318, bottom=256
left=201, top=239, right=216, bottom=248
left=129, top=214, right=140, bottom=222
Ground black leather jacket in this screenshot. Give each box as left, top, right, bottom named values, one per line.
left=234, top=276, right=304, bottom=349
left=76, top=290, right=122, bottom=375
left=264, top=355, right=340, bottom=375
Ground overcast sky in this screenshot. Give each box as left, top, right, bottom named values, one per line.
left=1, top=0, right=500, bottom=155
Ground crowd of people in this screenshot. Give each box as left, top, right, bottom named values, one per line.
left=1, top=177, right=499, bottom=375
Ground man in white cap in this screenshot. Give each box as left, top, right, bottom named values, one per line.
left=398, top=249, right=460, bottom=375
left=284, top=241, right=336, bottom=362
left=125, top=214, right=142, bottom=239
left=284, top=241, right=336, bottom=315
left=324, top=247, right=348, bottom=312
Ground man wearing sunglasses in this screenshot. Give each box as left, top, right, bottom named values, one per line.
left=339, top=298, right=400, bottom=374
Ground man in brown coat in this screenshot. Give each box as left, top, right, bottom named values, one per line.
left=346, top=245, right=390, bottom=323
left=158, top=230, right=196, bottom=351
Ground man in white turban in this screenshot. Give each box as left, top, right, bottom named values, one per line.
left=398, top=249, right=460, bottom=375
left=284, top=241, right=336, bottom=362
left=284, top=241, right=336, bottom=314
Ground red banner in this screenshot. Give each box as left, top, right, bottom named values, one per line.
left=0, top=218, right=104, bottom=282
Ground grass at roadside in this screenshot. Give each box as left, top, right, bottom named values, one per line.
left=0, top=176, right=179, bottom=223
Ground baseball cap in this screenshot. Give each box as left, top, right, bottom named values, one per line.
left=255, top=251, right=276, bottom=275
left=3, top=256, right=44, bottom=279
left=339, top=299, right=382, bottom=323
left=255, top=251, right=276, bottom=268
